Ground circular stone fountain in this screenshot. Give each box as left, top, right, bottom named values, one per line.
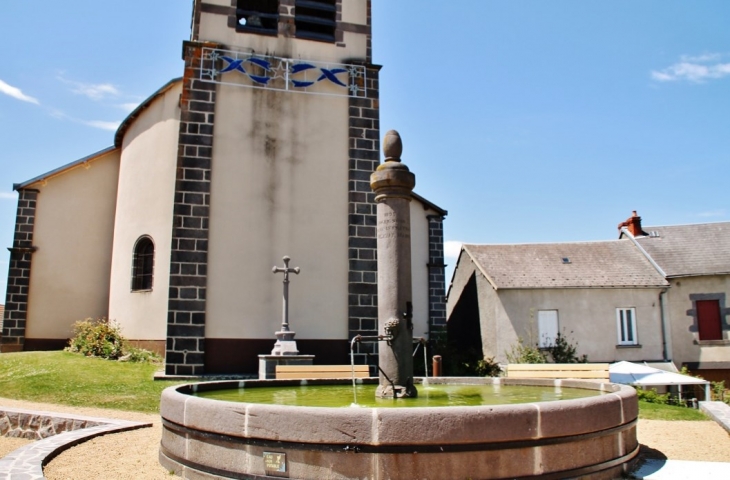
left=159, top=377, right=638, bottom=479
left=159, top=131, right=638, bottom=479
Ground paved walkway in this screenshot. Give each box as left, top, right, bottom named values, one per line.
left=630, top=459, right=730, bottom=479
left=0, top=408, right=149, bottom=480
left=700, top=400, right=730, bottom=434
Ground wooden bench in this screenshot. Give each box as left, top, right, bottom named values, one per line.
left=505, top=363, right=610, bottom=380
left=275, top=365, right=370, bottom=380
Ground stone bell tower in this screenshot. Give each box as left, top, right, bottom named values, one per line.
left=164, top=0, right=381, bottom=375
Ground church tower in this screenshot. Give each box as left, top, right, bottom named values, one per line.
left=3, top=1, right=446, bottom=373
left=163, top=0, right=381, bottom=375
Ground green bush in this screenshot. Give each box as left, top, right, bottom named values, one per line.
left=66, top=317, right=126, bottom=360
left=711, top=380, right=726, bottom=402
left=545, top=331, right=588, bottom=363
left=66, top=318, right=162, bottom=363
left=474, top=357, right=503, bottom=377
left=120, top=347, right=163, bottom=364
left=506, top=337, right=546, bottom=364
left=636, top=387, right=671, bottom=404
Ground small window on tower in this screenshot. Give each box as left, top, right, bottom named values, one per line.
left=295, top=0, right=336, bottom=42
left=237, top=0, right=280, bottom=36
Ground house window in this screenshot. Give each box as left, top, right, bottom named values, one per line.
left=236, top=0, right=279, bottom=35
left=697, top=300, right=723, bottom=341
left=295, top=0, right=336, bottom=42
left=131, top=236, right=155, bottom=291
left=616, top=308, right=637, bottom=345
left=538, top=310, right=559, bottom=348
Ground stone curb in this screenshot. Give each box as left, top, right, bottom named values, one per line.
left=0, top=407, right=151, bottom=480
left=699, top=401, right=730, bottom=435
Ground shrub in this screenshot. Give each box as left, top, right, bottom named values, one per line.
left=636, top=388, right=671, bottom=404
left=506, top=337, right=546, bottom=364
left=66, top=317, right=126, bottom=360
left=545, top=330, right=588, bottom=363
left=66, top=318, right=162, bottom=363
left=120, top=347, right=163, bottom=364
left=474, top=357, right=503, bottom=377
left=711, top=380, right=726, bottom=402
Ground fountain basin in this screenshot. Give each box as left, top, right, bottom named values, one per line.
left=159, top=377, right=638, bottom=479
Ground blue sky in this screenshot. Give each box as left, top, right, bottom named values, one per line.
left=1, top=1, right=729, bottom=295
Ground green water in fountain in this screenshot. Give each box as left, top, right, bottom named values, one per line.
left=193, top=383, right=604, bottom=408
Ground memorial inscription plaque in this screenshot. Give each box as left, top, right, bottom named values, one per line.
left=263, top=451, right=288, bottom=477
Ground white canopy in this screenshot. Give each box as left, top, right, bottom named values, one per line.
left=609, top=361, right=710, bottom=400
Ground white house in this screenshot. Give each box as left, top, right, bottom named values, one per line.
left=447, top=211, right=730, bottom=383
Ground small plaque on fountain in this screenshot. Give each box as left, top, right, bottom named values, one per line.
left=263, top=451, right=288, bottom=477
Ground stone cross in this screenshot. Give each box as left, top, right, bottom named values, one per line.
left=272, top=256, right=300, bottom=333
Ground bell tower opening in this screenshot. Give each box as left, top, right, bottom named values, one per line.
left=295, top=0, right=336, bottom=42
left=236, top=0, right=279, bottom=36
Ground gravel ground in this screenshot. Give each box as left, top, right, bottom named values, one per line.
left=0, top=436, right=32, bottom=459
left=2, top=397, right=730, bottom=479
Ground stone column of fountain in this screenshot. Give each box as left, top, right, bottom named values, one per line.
left=370, top=130, right=417, bottom=398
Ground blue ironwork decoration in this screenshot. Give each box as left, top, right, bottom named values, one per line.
left=200, top=48, right=366, bottom=98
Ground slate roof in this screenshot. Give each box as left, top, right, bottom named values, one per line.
left=463, top=240, right=669, bottom=289
left=633, top=222, right=730, bottom=277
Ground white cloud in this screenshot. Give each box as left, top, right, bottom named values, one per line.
left=652, top=53, right=730, bottom=83
left=680, top=53, right=722, bottom=63
left=698, top=209, right=725, bottom=218
left=47, top=108, right=120, bottom=131
left=83, top=120, right=121, bottom=131
left=116, top=102, right=140, bottom=112
left=57, top=75, right=120, bottom=100
left=444, top=241, right=463, bottom=259
left=74, top=83, right=119, bottom=100
left=0, top=192, right=17, bottom=200
left=0, top=79, right=39, bottom=104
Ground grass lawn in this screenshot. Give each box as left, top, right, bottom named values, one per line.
left=638, top=400, right=709, bottom=421
left=0, top=351, right=181, bottom=413
left=0, top=351, right=717, bottom=419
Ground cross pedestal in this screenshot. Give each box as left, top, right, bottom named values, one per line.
left=258, top=354, right=315, bottom=380
left=258, top=256, right=314, bottom=379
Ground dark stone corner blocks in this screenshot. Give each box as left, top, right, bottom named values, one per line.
left=347, top=65, right=381, bottom=362
left=165, top=41, right=216, bottom=375
left=1, top=189, right=39, bottom=352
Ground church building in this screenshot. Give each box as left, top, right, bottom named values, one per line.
left=0, top=0, right=447, bottom=375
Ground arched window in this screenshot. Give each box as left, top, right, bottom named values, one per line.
left=131, top=236, right=155, bottom=291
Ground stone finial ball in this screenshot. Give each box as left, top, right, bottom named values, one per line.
left=383, top=130, right=402, bottom=161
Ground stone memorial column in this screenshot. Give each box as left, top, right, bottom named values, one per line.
left=370, top=130, right=417, bottom=398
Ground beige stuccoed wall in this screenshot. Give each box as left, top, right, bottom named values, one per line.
left=25, top=149, right=120, bottom=339
left=447, top=261, right=666, bottom=364
left=206, top=85, right=350, bottom=339
left=666, top=275, right=730, bottom=367
left=108, top=83, right=182, bottom=340
left=198, top=0, right=368, bottom=62
left=409, top=201, right=434, bottom=340
left=492, top=287, right=665, bottom=364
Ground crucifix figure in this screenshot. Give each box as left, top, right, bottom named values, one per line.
left=271, top=256, right=301, bottom=355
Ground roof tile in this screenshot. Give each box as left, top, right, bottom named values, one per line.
left=464, top=240, right=668, bottom=289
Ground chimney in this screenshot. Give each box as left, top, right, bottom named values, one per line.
left=618, top=210, right=646, bottom=237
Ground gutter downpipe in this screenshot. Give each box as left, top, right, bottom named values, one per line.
left=659, top=288, right=672, bottom=362
left=621, top=227, right=673, bottom=362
